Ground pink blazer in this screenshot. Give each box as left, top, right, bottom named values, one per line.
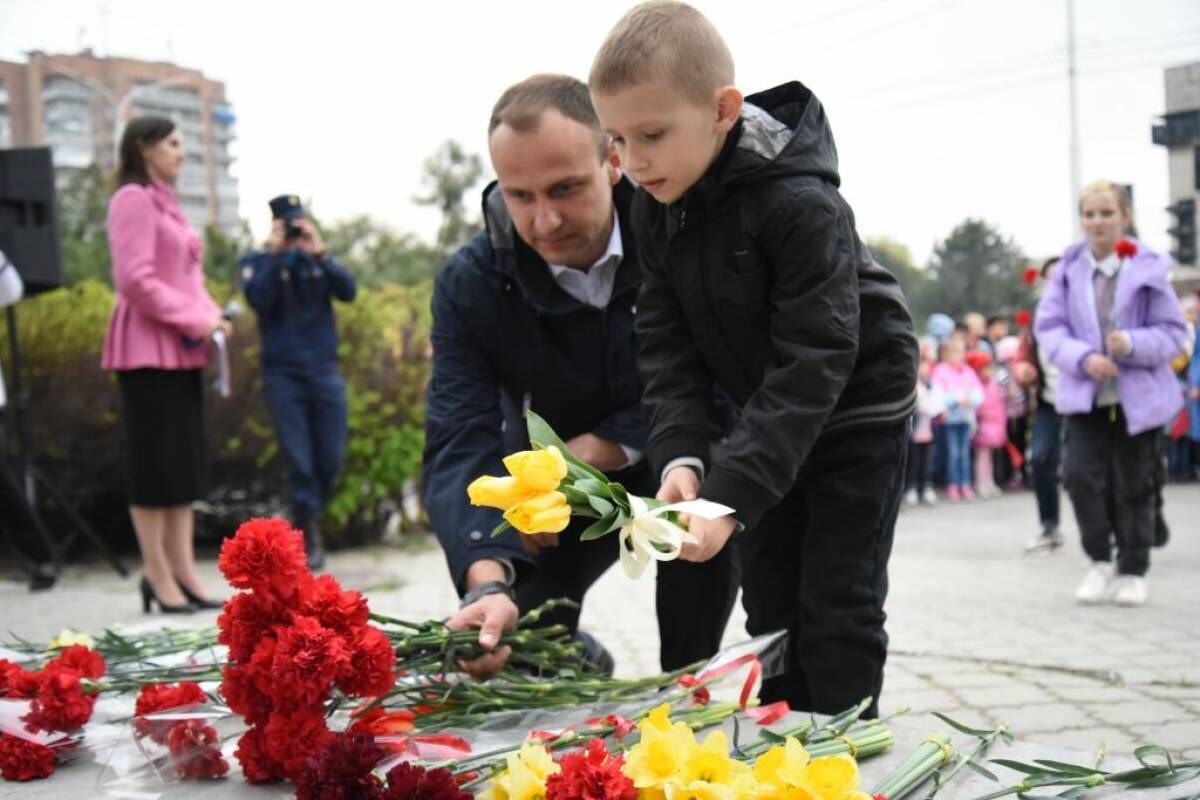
left=101, top=181, right=219, bottom=371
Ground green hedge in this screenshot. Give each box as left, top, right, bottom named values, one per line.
left=0, top=278, right=431, bottom=551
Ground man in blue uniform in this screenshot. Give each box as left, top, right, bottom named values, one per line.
left=241, top=196, right=356, bottom=569
left=424, top=75, right=737, bottom=676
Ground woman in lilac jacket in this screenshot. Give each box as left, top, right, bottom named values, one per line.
left=102, top=116, right=230, bottom=613
left=1035, top=180, right=1186, bottom=607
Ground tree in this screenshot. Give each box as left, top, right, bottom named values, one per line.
left=923, top=219, right=1034, bottom=321
left=57, top=164, right=112, bottom=285
left=414, top=140, right=484, bottom=263
left=318, top=215, right=438, bottom=288
left=867, top=236, right=932, bottom=323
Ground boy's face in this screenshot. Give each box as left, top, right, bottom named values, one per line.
left=489, top=110, right=621, bottom=270
left=592, top=78, right=739, bottom=205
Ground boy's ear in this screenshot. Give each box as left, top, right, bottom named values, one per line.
left=714, top=86, right=743, bottom=133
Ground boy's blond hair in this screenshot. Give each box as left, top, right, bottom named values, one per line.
left=589, top=0, right=734, bottom=105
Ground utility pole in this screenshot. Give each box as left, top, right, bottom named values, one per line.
left=1067, top=0, right=1082, bottom=237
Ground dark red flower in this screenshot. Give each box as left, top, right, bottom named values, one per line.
left=46, top=646, right=105, bottom=680
left=218, top=518, right=309, bottom=598
left=383, top=761, right=471, bottom=800
left=167, top=720, right=230, bottom=780
left=299, top=574, right=370, bottom=633
left=1015, top=309, right=1032, bottom=328
left=23, top=666, right=95, bottom=733
left=0, top=734, right=56, bottom=781
left=269, top=616, right=349, bottom=709
left=134, top=682, right=208, bottom=744
left=235, top=726, right=285, bottom=784
left=218, top=590, right=289, bottom=663
left=0, top=660, right=40, bottom=699
left=1021, top=265, right=1039, bottom=286
left=545, top=739, right=635, bottom=800
left=263, top=707, right=335, bottom=780
left=295, top=733, right=385, bottom=800
left=336, top=626, right=396, bottom=698
left=1115, top=238, right=1138, bottom=259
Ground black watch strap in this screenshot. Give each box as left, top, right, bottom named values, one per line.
left=460, top=580, right=516, bottom=609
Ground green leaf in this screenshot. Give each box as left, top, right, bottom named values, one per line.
left=1135, top=745, right=1174, bottom=771
left=931, top=711, right=996, bottom=739
left=1128, top=768, right=1200, bottom=789
left=526, top=411, right=607, bottom=482
left=1032, top=760, right=1100, bottom=776
left=579, top=514, right=617, bottom=541
left=966, top=759, right=1000, bottom=782
left=992, top=759, right=1052, bottom=776
left=491, top=519, right=513, bottom=537
left=1055, top=787, right=1090, bottom=799
left=758, top=729, right=788, bottom=744
left=574, top=478, right=613, bottom=498
left=587, top=496, right=615, bottom=516
left=560, top=485, right=589, bottom=505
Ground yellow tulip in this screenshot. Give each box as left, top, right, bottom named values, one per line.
left=502, top=446, right=568, bottom=493
left=468, top=475, right=536, bottom=510
left=504, top=491, right=571, bottom=534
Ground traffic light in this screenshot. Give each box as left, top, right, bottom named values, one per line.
left=1167, top=197, right=1196, bottom=266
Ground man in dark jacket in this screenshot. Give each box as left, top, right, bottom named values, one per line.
left=424, top=74, right=736, bottom=676
left=241, top=196, right=357, bottom=569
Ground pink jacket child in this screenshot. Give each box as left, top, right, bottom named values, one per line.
left=972, top=369, right=1007, bottom=449
left=101, top=181, right=220, bottom=371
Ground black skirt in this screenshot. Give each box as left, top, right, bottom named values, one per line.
left=116, top=369, right=207, bottom=507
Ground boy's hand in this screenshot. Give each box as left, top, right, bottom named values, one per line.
left=1084, top=353, right=1119, bottom=382
left=680, top=514, right=737, bottom=562
left=657, top=466, right=700, bottom=503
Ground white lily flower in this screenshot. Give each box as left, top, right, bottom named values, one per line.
left=617, top=495, right=735, bottom=579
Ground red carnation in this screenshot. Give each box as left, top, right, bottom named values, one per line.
left=1021, top=265, right=1039, bottom=285
left=299, top=574, right=370, bottom=633
left=167, top=720, right=230, bottom=780
left=235, top=726, right=285, bottom=784
left=545, top=739, right=636, bottom=800
left=337, top=626, right=397, bottom=698
left=269, top=616, right=350, bottom=709
left=348, top=707, right=416, bottom=739
left=384, top=761, right=471, bottom=800
left=23, top=665, right=96, bottom=733
left=1015, top=309, right=1032, bottom=328
left=0, top=734, right=56, bottom=781
left=0, top=661, right=40, bottom=699
left=295, top=733, right=385, bottom=800
left=135, top=682, right=208, bottom=744
left=46, top=646, right=105, bottom=680
left=218, top=590, right=289, bottom=663
left=263, top=707, right=335, bottom=780
left=219, top=665, right=272, bottom=724
left=1115, top=238, right=1138, bottom=259
left=218, top=518, right=309, bottom=599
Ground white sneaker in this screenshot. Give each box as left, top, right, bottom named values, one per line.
left=920, top=488, right=937, bottom=506
left=1075, top=563, right=1112, bottom=605
left=1113, top=575, right=1147, bottom=607
left=904, top=489, right=919, bottom=507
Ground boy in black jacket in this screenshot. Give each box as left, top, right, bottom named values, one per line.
left=590, top=0, right=918, bottom=716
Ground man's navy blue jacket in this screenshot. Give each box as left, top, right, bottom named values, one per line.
left=240, top=249, right=357, bottom=371
left=423, top=179, right=649, bottom=591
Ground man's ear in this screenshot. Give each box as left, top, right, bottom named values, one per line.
left=714, top=86, right=743, bottom=133
left=605, top=139, right=622, bottom=185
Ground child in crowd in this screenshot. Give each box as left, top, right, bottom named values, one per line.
left=995, top=334, right=1029, bottom=488
left=905, top=343, right=945, bottom=507
left=931, top=338, right=982, bottom=500
left=971, top=351, right=1006, bottom=499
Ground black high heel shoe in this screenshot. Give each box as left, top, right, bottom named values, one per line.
left=176, top=582, right=223, bottom=610
left=140, top=577, right=196, bottom=614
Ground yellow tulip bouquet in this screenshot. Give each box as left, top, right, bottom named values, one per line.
left=467, top=412, right=735, bottom=578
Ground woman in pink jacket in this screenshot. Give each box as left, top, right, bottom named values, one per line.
left=103, top=116, right=229, bottom=613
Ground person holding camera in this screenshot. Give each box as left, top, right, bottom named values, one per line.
left=240, top=196, right=356, bottom=569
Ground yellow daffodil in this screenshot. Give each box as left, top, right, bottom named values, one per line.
left=623, top=704, right=699, bottom=791
left=48, top=628, right=95, bottom=650
left=502, top=446, right=567, bottom=493
left=481, top=741, right=561, bottom=800
left=754, top=737, right=812, bottom=789
left=503, top=491, right=571, bottom=534
left=797, top=754, right=866, bottom=800
left=681, top=730, right=750, bottom=786
left=468, top=475, right=535, bottom=510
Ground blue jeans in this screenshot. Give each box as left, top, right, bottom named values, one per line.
left=943, top=422, right=972, bottom=487
left=1030, top=402, right=1062, bottom=528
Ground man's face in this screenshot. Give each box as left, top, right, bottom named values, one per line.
left=592, top=78, right=729, bottom=205
left=489, top=110, right=620, bottom=269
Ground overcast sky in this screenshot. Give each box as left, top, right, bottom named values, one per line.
left=3, top=0, right=1198, bottom=265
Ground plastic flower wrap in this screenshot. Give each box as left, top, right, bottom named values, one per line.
left=469, top=411, right=735, bottom=577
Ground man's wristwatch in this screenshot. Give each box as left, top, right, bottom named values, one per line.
left=459, top=580, right=516, bottom=609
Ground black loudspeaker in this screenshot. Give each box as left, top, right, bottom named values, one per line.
left=0, top=147, right=63, bottom=294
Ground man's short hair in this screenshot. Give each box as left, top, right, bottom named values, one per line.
left=589, top=0, right=734, bottom=105
left=489, top=74, right=607, bottom=160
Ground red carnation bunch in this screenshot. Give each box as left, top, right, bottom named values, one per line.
left=216, top=518, right=396, bottom=784
left=545, top=739, right=636, bottom=800
left=133, top=681, right=228, bottom=780
left=1115, top=238, right=1138, bottom=259
left=1021, top=265, right=1040, bottom=286
left=1015, top=309, right=1032, bottom=328
left=0, top=645, right=106, bottom=782
left=294, top=734, right=471, bottom=800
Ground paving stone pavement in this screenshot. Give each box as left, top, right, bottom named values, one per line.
left=0, top=483, right=1197, bottom=795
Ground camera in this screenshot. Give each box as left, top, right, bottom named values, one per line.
left=284, top=220, right=304, bottom=241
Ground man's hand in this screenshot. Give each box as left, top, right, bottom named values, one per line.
left=657, top=465, right=700, bottom=503
left=679, top=514, right=737, bottom=562
left=1084, top=353, right=1120, bottom=382
left=1106, top=330, right=1132, bottom=359
left=209, top=316, right=233, bottom=338
left=292, top=219, right=327, bottom=257
left=264, top=219, right=286, bottom=253
left=521, top=532, right=559, bottom=555
left=566, top=433, right=628, bottom=472
left=445, top=593, right=517, bottom=679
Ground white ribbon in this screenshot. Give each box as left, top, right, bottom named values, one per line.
left=617, top=495, right=735, bottom=579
